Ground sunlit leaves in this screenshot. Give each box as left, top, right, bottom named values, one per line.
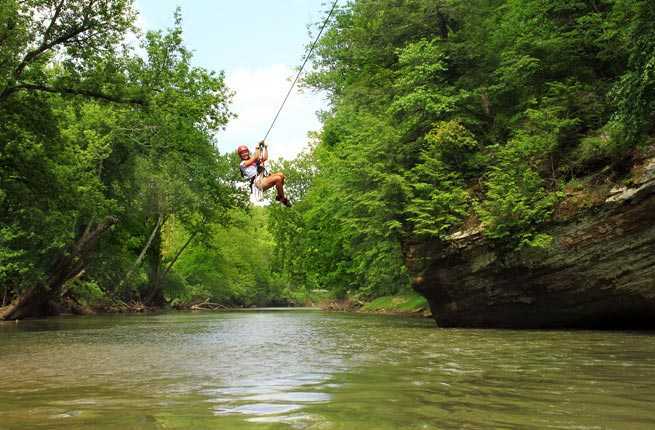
left=475, top=159, right=560, bottom=249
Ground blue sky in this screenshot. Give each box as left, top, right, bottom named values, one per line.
left=135, top=0, right=331, bottom=159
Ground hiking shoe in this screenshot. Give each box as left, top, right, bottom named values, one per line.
left=276, top=195, right=292, bottom=207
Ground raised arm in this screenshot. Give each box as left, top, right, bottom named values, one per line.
left=259, top=141, right=269, bottom=162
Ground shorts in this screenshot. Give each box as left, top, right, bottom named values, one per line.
left=253, top=176, right=264, bottom=190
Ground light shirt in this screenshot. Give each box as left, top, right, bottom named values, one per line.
left=240, top=160, right=258, bottom=179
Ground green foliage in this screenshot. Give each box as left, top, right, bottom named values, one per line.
left=361, top=293, right=428, bottom=313
left=609, top=1, right=655, bottom=146
left=425, top=120, right=482, bottom=173
left=0, top=3, right=245, bottom=313
left=169, top=209, right=295, bottom=307
left=0, top=0, right=138, bottom=102
left=391, top=39, right=463, bottom=126
left=406, top=123, right=472, bottom=238
left=566, top=120, right=633, bottom=171
left=269, top=0, right=654, bottom=300
left=475, top=154, right=560, bottom=249
left=267, top=108, right=412, bottom=298
left=69, top=280, right=106, bottom=306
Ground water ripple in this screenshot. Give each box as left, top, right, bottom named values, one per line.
left=1, top=311, right=655, bottom=429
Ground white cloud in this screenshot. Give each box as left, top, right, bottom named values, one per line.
left=217, top=64, right=327, bottom=160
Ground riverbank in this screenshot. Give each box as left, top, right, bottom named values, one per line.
left=320, top=291, right=430, bottom=317
left=0, top=288, right=431, bottom=321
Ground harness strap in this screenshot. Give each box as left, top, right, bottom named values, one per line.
left=242, top=146, right=269, bottom=198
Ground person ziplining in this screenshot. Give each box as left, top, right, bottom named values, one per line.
left=235, top=0, right=338, bottom=207
left=238, top=141, right=291, bottom=207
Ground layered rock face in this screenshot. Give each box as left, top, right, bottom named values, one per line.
left=406, top=156, right=655, bottom=329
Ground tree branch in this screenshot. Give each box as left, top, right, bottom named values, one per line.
left=3, top=82, right=145, bottom=105
left=13, top=23, right=93, bottom=80
left=42, top=0, right=67, bottom=44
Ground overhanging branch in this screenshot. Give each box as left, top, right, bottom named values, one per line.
left=2, top=83, right=146, bottom=106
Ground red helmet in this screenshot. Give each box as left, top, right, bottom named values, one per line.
left=236, top=145, right=249, bottom=157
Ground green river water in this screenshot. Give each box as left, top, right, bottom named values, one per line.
left=1, top=310, right=654, bottom=429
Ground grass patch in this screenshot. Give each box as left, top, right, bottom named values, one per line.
left=361, top=292, right=428, bottom=313
left=286, top=288, right=332, bottom=306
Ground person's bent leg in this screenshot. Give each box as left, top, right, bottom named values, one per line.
left=260, top=174, right=285, bottom=198
left=273, top=172, right=285, bottom=197
left=259, top=173, right=290, bottom=206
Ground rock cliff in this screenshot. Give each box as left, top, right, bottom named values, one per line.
left=406, top=153, right=655, bottom=329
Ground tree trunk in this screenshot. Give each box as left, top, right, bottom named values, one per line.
left=0, top=216, right=118, bottom=320
left=143, top=223, right=165, bottom=306
left=116, top=213, right=164, bottom=292
left=437, top=11, right=449, bottom=40
left=163, top=231, right=198, bottom=277
left=144, top=230, right=198, bottom=307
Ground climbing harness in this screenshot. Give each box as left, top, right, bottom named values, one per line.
left=251, top=141, right=269, bottom=201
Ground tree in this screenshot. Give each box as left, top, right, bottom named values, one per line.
left=0, top=4, right=240, bottom=319
left=0, top=0, right=140, bottom=104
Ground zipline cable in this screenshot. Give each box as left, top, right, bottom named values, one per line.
left=262, top=0, right=339, bottom=142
